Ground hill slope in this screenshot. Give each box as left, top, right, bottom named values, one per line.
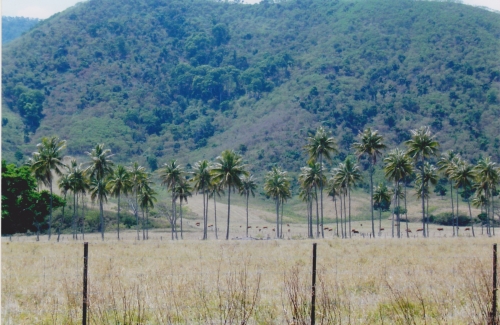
left=2, top=17, right=42, bottom=44
left=2, top=0, right=499, bottom=171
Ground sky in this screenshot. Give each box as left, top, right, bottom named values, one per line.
left=1, top=0, right=499, bottom=19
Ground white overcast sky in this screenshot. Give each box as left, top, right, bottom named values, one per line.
left=2, top=0, right=499, bottom=19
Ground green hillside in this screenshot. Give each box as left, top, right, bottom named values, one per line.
left=2, top=0, right=499, bottom=172
left=2, top=16, right=42, bottom=44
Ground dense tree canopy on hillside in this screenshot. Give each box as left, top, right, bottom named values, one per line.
left=2, top=0, right=499, bottom=171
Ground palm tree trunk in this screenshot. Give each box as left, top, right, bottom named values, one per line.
left=49, top=179, right=53, bottom=240
left=405, top=182, right=409, bottom=238
left=491, top=190, right=495, bottom=236
left=146, top=207, right=149, bottom=240
left=281, top=198, right=284, bottom=239
left=82, top=194, right=85, bottom=240
left=73, top=192, right=76, bottom=240
left=392, top=182, right=396, bottom=238
left=468, top=200, right=475, bottom=237
left=421, top=157, right=426, bottom=238
left=314, top=185, right=319, bottom=238
left=343, top=191, right=347, bottom=238
left=309, top=197, right=313, bottom=238
left=136, top=187, right=140, bottom=240
left=142, top=207, right=146, bottom=240
left=100, top=197, right=104, bottom=241
left=117, top=195, right=121, bottom=240
left=379, top=209, right=382, bottom=236
left=276, top=198, right=280, bottom=239
left=226, top=185, right=231, bottom=240
left=203, top=191, right=207, bottom=240
left=450, top=180, right=455, bottom=237
left=214, top=193, right=218, bottom=239
left=76, top=194, right=79, bottom=240
left=320, top=154, right=324, bottom=239
left=397, top=182, right=400, bottom=239
left=348, top=186, right=352, bottom=238
left=426, top=196, right=430, bottom=236
left=334, top=197, right=339, bottom=238
left=339, top=192, right=343, bottom=238
left=172, top=189, right=178, bottom=240
left=370, top=163, right=375, bottom=238
left=180, top=200, right=183, bottom=240
left=246, top=191, right=249, bottom=238
left=59, top=193, right=66, bottom=242
left=456, top=188, right=460, bottom=236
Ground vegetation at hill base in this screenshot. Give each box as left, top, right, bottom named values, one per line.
left=1, top=0, right=499, bottom=173
left=2, top=16, right=42, bottom=44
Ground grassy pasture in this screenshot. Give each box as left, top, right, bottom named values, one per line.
left=2, top=233, right=497, bottom=324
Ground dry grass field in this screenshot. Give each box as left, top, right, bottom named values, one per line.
left=2, top=232, right=498, bottom=324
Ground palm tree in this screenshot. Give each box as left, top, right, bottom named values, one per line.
left=264, top=167, right=290, bottom=239
left=304, top=126, right=338, bottom=238
left=332, top=157, right=362, bottom=238
left=69, top=160, right=88, bottom=239
left=211, top=150, right=248, bottom=240
left=353, top=128, right=386, bottom=238
left=327, top=179, right=342, bottom=238
left=208, top=181, right=225, bottom=239
left=299, top=186, right=314, bottom=238
left=129, top=162, right=147, bottom=240
left=405, top=126, right=439, bottom=238
left=452, top=160, right=476, bottom=237
left=415, top=162, right=438, bottom=235
left=89, top=177, right=109, bottom=238
left=85, top=144, right=114, bottom=240
left=30, top=136, right=67, bottom=240
left=107, top=165, right=132, bottom=240
left=57, top=173, right=72, bottom=241
left=191, top=160, right=212, bottom=240
left=384, top=149, right=413, bottom=238
left=299, top=161, right=324, bottom=238
left=159, top=160, right=184, bottom=240
left=175, top=179, right=192, bottom=240
left=139, top=178, right=157, bottom=240
left=437, top=151, right=460, bottom=236
left=239, top=175, right=257, bottom=238
left=473, top=157, right=499, bottom=236
left=373, top=183, right=392, bottom=235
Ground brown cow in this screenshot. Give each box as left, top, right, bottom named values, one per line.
left=416, top=228, right=423, bottom=232
left=379, top=228, right=384, bottom=231
left=465, top=228, right=471, bottom=231
left=437, top=228, right=444, bottom=231
left=406, top=229, right=412, bottom=233
left=352, top=229, right=359, bottom=234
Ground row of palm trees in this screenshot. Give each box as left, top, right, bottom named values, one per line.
left=28, top=124, right=498, bottom=241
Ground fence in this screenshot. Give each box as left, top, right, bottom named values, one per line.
left=1, top=238, right=499, bottom=324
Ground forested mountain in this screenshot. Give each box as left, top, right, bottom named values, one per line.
left=2, top=17, right=42, bottom=44
left=2, top=0, right=499, bottom=172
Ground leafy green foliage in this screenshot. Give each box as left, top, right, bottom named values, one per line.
left=2, top=16, right=42, bottom=44
left=2, top=0, right=500, bottom=172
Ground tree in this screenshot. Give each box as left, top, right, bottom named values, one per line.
left=159, top=160, right=184, bottom=240
left=129, top=162, right=147, bottom=240
left=239, top=175, right=257, bottom=238
left=69, top=160, right=89, bottom=239
left=304, top=126, right=338, bottom=238
left=415, top=162, right=438, bottom=235
left=373, top=183, right=392, bottom=234
left=326, top=178, right=342, bottom=238
left=264, top=166, right=291, bottom=239
left=175, top=179, right=192, bottom=239
left=139, top=176, right=157, bottom=240
left=473, top=157, right=499, bottom=236
left=405, top=126, right=439, bottom=238
left=107, top=165, right=132, bottom=239
left=299, top=161, right=324, bottom=238
left=30, top=136, right=66, bottom=240
left=332, top=157, right=362, bottom=238
left=57, top=173, right=71, bottom=241
left=353, top=127, right=386, bottom=238
left=452, top=160, right=476, bottom=237
left=208, top=180, right=224, bottom=239
left=384, top=149, right=413, bottom=238
left=85, top=144, right=114, bottom=240
left=437, top=151, right=460, bottom=236
left=211, top=150, right=248, bottom=240
left=191, top=160, right=212, bottom=240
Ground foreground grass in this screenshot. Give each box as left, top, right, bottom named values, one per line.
left=1, top=235, right=497, bottom=324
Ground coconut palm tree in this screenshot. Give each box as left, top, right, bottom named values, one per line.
left=30, top=136, right=67, bottom=240
left=191, top=160, right=212, bottom=240
left=384, top=149, right=413, bottom=238
left=452, top=160, right=476, bottom=237
left=57, top=173, right=71, bottom=241
left=129, top=162, right=147, bottom=240
left=107, top=165, right=132, bottom=240
left=415, top=162, right=438, bottom=235
left=175, top=179, right=192, bottom=240
left=85, top=144, right=114, bottom=240
left=405, top=126, right=439, bottom=238
left=159, top=160, right=184, bottom=240
left=373, top=183, right=392, bottom=235
left=264, top=166, right=290, bottom=239
left=69, top=160, right=88, bottom=239
left=299, top=182, right=315, bottom=238
left=473, top=157, right=499, bottom=236
left=327, top=179, right=342, bottom=238
left=353, top=128, right=386, bottom=238
left=211, top=150, right=248, bottom=240
left=299, top=161, right=324, bottom=238
left=208, top=180, right=224, bottom=239
left=139, top=178, right=157, bottom=240
left=304, top=126, right=338, bottom=238
left=437, top=151, right=460, bottom=236
left=332, top=157, right=362, bottom=238
left=239, top=175, right=257, bottom=238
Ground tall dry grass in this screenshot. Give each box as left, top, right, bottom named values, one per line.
left=1, top=235, right=498, bottom=324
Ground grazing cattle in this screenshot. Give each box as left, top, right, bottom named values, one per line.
left=248, top=226, right=252, bottom=229
left=465, top=228, right=471, bottom=231
left=352, top=229, right=359, bottom=234
left=272, top=228, right=275, bottom=231
left=263, top=226, right=268, bottom=229
left=328, top=229, right=333, bottom=232
left=208, top=225, right=213, bottom=227
left=195, top=222, right=200, bottom=226
left=379, top=228, right=384, bottom=231
left=287, top=224, right=290, bottom=227
left=406, top=229, right=412, bottom=233
left=324, top=227, right=329, bottom=230
left=416, top=228, right=423, bottom=232
left=259, top=229, right=261, bottom=232
left=437, top=228, right=444, bottom=231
